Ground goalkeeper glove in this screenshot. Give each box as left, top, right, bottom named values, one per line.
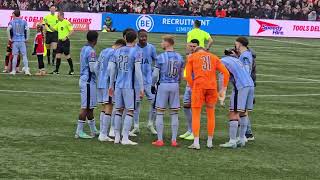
left=219, top=87, right=227, bottom=107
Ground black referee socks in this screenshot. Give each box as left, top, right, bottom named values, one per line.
left=55, top=58, right=61, bottom=72
left=67, top=58, right=74, bottom=72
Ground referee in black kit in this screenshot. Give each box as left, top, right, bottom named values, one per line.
left=43, top=5, right=58, bottom=66
left=46, top=11, right=74, bottom=75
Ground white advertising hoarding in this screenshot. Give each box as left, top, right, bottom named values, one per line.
left=250, top=19, right=320, bottom=38
left=0, top=10, right=102, bottom=30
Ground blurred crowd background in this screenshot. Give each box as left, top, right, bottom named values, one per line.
left=1, top=0, right=319, bottom=21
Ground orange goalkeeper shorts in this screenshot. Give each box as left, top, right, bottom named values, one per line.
left=191, top=89, right=218, bottom=108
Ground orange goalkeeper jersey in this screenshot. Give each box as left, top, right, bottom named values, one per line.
left=185, top=50, right=230, bottom=90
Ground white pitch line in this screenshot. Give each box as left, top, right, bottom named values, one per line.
left=0, top=36, right=315, bottom=49
left=257, top=74, right=320, bottom=82
left=0, top=72, right=80, bottom=77
left=255, top=94, right=320, bottom=97
left=1, top=73, right=319, bottom=84
left=0, top=36, right=115, bottom=42
left=256, top=81, right=320, bottom=84
left=27, top=61, right=81, bottom=65
left=0, top=89, right=78, bottom=95
left=253, top=37, right=320, bottom=47
left=0, top=89, right=320, bottom=98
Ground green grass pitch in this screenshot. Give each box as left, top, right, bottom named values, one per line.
left=0, top=29, right=320, bottom=179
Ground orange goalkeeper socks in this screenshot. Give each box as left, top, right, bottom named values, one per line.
left=192, top=107, right=201, bottom=137
left=206, top=107, right=216, bottom=137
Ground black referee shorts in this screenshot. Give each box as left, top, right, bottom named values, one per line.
left=45, top=31, right=58, bottom=45
left=57, top=39, right=70, bottom=55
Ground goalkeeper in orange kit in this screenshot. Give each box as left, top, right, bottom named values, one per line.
left=185, top=47, right=230, bottom=150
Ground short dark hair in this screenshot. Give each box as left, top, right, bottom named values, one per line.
left=194, top=20, right=201, bottom=28
left=122, top=28, right=135, bottom=38
left=162, top=35, right=175, bottom=45
left=87, top=31, right=99, bottom=43
left=114, top=39, right=127, bottom=46
left=138, top=29, right=147, bottom=34
left=236, top=37, right=249, bottom=47
left=13, top=9, right=20, bottom=17
left=125, top=31, right=137, bottom=43
left=224, top=48, right=235, bottom=56
left=190, top=39, right=199, bottom=46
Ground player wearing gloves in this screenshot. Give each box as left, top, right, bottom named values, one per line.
left=185, top=47, right=229, bottom=150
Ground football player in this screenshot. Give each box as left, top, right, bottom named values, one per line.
left=152, top=35, right=184, bottom=147
left=96, top=39, right=126, bottom=142
left=74, top=31, right=99, bottom=139
left=108, top=31, right=144, bottom=145
left=130, top=29, right=158, bottom=136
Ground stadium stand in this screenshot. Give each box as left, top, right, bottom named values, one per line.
left=0, top=0, right=319, bottom=21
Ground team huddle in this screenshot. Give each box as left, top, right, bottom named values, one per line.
left=4, top=8, right=256, bottom=149
left=76, top=24, right=256, bottom=150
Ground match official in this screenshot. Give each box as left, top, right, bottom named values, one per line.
left=187, top=20, right=213, bottom=50
left=46, top=11, right=74, bottom=75
left=43, top=5, right=58, bottom=65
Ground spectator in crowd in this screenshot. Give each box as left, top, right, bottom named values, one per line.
left=215, top=6, right=226, bottom=18
left=271, top=5, right=282, bottom=19
left=308, top=10, right=317, bottom=20
left=1, top=0, right=319, bottom=21
left=102, top=16, right=115, bottom=32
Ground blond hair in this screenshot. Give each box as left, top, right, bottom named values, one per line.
left=162, top=35, right=175, bottom=45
